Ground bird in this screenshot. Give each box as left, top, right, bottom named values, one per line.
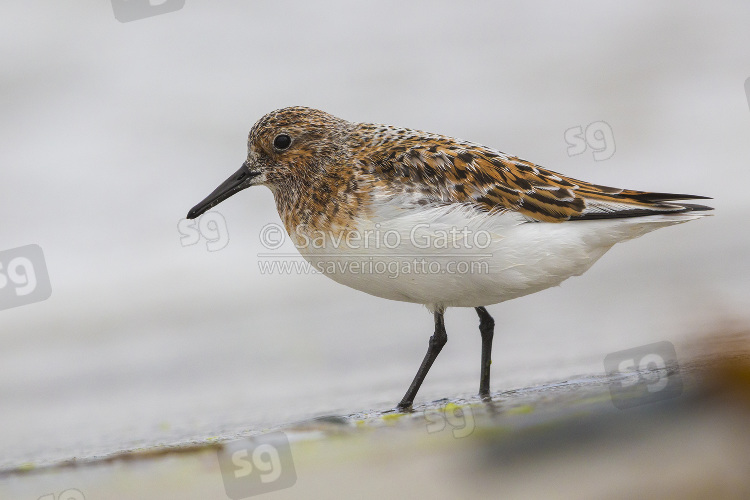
left=187, top=106, right=712, bottom=411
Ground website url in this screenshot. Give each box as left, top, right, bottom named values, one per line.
left=258, top=258, right=490, bottom=279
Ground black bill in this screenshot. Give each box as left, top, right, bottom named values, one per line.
left=186, top=164, right=260, bottom=219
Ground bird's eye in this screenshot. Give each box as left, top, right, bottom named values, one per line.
left=273, top=134, right=292, bottom=150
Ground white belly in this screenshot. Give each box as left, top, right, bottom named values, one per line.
left=294, top=204, right=702, bottom=312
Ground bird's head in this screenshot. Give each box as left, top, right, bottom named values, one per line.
left=187, top=106, right=350, bottom=219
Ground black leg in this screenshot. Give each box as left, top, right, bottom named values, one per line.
left=397, top=310, right=447, bottom=410
left=476, top=306, right=495, bottom=398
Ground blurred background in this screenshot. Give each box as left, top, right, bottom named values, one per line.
left=1, top=0, right=749, bottom=473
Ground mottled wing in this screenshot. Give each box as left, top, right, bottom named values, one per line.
left=366, top=135, right=712, bottom=222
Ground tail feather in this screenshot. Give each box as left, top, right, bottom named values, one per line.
left=674, top=202, right=715, bottom=212
left=626, top=192, right=712, bottom=203
left=570, top=194, right=713, bottom=221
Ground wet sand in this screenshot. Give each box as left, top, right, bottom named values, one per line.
left=3, top=330, right=749, bottom=500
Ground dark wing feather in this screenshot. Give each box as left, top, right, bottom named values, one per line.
left=363, top=131, right=712, bottom=222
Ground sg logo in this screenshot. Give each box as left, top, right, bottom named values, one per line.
left=604, top=341, right=683, bottom=409
left=177, top=211, right=229, bottom=251
left=0, top=244, right=52, bottom=312
left=111, top=0, right=186, bottom=23
left=564, top=121, right=616, bottom=161
left=424, top=403, right=475, bottom=439
left=217, top=432, right=297, bottom=499
left=38, top=489, right=85, bottom=500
